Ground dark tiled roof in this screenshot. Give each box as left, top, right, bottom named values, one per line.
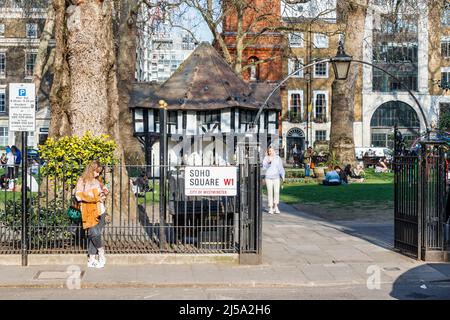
left=130, top=82, right=160, bottom=109
left=132, top=42, right=280, bottom=111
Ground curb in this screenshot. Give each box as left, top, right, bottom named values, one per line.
left=0, top=254, right=239, bottom=266
left=0, top=280, right=398, bottom=290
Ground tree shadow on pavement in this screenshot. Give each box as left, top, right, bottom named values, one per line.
left=390, top=263, right=450, bottom=300
left=277, top=200, right=395, bottom=251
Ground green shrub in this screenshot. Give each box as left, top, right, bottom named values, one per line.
left=285, top=169, right=305, bottom=179
left=0, top=197, right=73, bottom=244
left=38, top=131, right=118, bottom=185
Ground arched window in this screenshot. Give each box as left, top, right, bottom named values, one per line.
left=370, top=101, right=420, bottom=148
left=248, top=56, right=259, bottom=81
left=287, top=127, right=305, bottom=138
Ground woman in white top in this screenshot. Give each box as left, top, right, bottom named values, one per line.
left=262, top=146, right=285, bottom=214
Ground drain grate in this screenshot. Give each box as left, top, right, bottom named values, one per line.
left=34, top=270, right=85, bottom=280
left=383, top=267, right=401, bottom=272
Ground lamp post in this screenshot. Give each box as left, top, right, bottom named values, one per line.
left=159, top=99, right=168, bottom=248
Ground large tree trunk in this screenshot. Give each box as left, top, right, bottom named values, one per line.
left=49, top=0, right=71, bottom=138
left=34, top=3, right=55, bottom=93
left=330, top=0, right=368, bottom=166
left=116, top=0, right=145, bottom=165
left=50, top=0, right=136, bottom=225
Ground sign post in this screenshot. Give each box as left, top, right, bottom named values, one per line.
left=9, top=83, right=36, bottom=267
left=184, top=167, right=238, bottom=196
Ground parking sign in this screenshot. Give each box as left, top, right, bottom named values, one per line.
left=9, top=83, right=36, bottom=132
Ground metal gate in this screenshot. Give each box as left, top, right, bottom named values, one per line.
left=394, top=128, right=449, bottom=260
left=394, top=153, right=420, bottom=258
left=0, top=160, right=262, bottom=264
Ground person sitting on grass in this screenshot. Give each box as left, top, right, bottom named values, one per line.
left=344, top=164, right=365, bottom=183
left=323, top=166, right=342, bottom=186
left=375, top=158, right=389, bottom=173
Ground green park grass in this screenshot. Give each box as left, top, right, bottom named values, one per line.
left=264, top=168, right=395, bottom=221
left=279, top=169, right=394, bottom=206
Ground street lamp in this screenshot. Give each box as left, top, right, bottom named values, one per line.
left=330, top=41, right=352, bottom=81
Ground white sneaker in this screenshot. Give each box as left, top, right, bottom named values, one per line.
left=268, top=208, right=274, bottom=214
left=98, top=254, right=106, bottom=267
left=87, top=259, right=104, bottom=269
left=274, top=206, right=280, bottom=214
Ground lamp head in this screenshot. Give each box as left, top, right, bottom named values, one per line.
left=331, top=41, right=353, bottom=80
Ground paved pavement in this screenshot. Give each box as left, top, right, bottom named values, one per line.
left=0, top=201, right=449, bottom=299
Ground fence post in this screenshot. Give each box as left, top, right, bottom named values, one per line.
left=21, top=131, right=28, bottom=266
left=239, top=161, right=262, bottom=265
left=417, top=145, right=424, bottom=260
left=159, top=101, right=167, bottom=248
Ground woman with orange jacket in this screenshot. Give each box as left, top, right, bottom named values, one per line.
left=75, top=160, right=109, bottom=268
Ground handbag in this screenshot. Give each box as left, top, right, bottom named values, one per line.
left=67, top=195, right=82, bottom=222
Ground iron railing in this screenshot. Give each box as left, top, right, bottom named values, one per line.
left=0, top=162, right=261, bottom=257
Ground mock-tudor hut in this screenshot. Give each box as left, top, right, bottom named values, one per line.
left=132, top=42, right=280, bottom=166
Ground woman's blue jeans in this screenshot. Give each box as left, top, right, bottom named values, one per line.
left=304, top=164, right=310, bottom=177
left=87, top=214, right=105, bottom=256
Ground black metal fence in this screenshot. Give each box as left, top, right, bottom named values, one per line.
left=394, top=128, right=449, bottom=260
left=0, top=161, right=262, bottom=260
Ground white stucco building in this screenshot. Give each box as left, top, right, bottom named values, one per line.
left=135, top=7, right=197, bottom=84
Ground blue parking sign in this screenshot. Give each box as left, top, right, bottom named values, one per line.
left=19, top=89, right=26, bottom=97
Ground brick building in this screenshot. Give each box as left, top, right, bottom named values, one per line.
left=221, top=0, right=284, bottom=82
left=0, top=1, right=52, bottom=149
left=223, top=0, right=446, bottom=163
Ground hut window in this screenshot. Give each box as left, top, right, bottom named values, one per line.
left=134, top=109, right=144, bottom=133
left=239, top=110, right=256, bottom=125
left=197, top=111, right=220, bottom=125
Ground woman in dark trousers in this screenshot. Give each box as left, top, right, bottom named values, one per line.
left=75, top=161, right=109, bottom=268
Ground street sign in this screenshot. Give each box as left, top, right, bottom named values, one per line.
left=185, top=166, right=237, bottom=196
left=9, top=83, right=36, bottom=132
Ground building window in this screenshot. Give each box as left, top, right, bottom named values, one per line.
left=0, top=127, right=8, bottom=147
left=248, top=57, right=259, bottom=81
left=0, top=89, right=5, bottom=113
left=370, top=101, right=420, bottom=128
left=152, top=40, right=173, bottom=50
left=313, top=33, right=328, bottom=48
left=198, top=111, right=220, bottom=125
left=134, top=109, right=144, bottom=133
left=315, top=130, right=327, bottom=142
left=371, top=133, right=388, bottom=147
left=314, top=61, right=328, bottom=78
left=0, top=53, right=5, bottom=78
left=0, top=24, right=4, bottom=38
left=289, top=33, right=304, bottom=47
left=442, top=40, right=450, bottom=58
left=442, top=4, right=450, bottom=26
left=25, top=52, right=37, bottom=78
left=198, top=110, right=220, bottom=132
left=288, top=91, right=303, bottom=122
left=288, top=58, right=304, bottom=77
left=239, top=109, right=257, bottom=132
left=372, top=14, right=418, bottom=92
left=313, top=91, right=327, bottom=122
left=442, top=70, right=450, bottom=89
left=26, top=23, right=38, bottom=39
